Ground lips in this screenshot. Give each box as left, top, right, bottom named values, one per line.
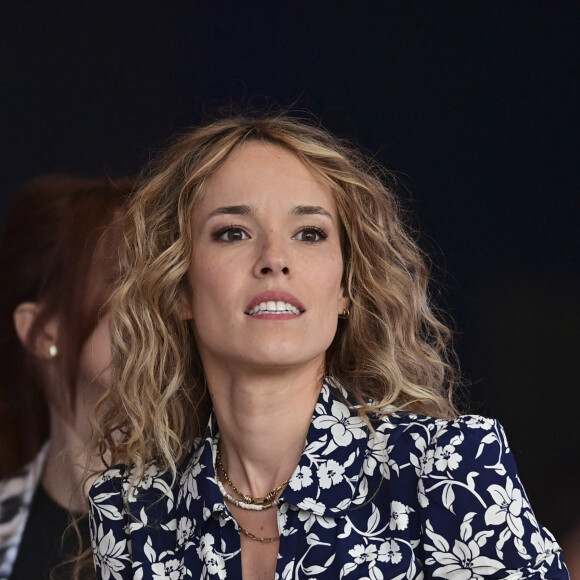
left=245, top=291, right=305, bottom=316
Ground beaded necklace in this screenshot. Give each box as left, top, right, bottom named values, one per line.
left=212, top=436, right=292, bottom=543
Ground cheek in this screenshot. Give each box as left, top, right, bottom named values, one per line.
left=189, top=255, right=242, bottom=315
left=189, top=262, right=220, bottom=315
left=317, top=255, right=345, bottom=297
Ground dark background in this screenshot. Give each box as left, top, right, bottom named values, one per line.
left=1, top=2, right=578, bottom=544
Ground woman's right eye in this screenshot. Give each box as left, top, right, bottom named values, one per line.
left=214, top=227, right=249, bottom=242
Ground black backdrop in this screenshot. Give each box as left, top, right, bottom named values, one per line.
left=1, top=2, right=578, bottom=541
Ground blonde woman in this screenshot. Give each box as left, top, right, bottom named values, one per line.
left=89, top=116, right=567, bottom=579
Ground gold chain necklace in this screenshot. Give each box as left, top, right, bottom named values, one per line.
left=216, top=467, right=279, bottom=511
left=214, top=440, right=291, bottom=543
left=215, top=446, right=291, bottom=506
left=237, top=524, right=279, bottom=544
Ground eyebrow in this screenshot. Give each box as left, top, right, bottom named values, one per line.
left=207, top=204, right=334, bottom=222
left=207, top=204, right=255, bottom=218
left=291, top=205, right=333, bottom=221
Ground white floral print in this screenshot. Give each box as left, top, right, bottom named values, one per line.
left=462, top=415, right=494, bottom=430
left=312, top=400, right=366, bottom=447
left=377, top=539, right=402, bottom=564
left=349, top=543, right=377, bottom=564
left=197, top=534, right=227, bottom=579
left=151, top=559, right=184, bottom=580
left=485, top=476, right=525, bottom=537
left=316, top=459, right=345, bottom=489
left=92, top=524, right=131, bottom=580
left=89, top=380, right=569, bottom=579
left=433, top=443, right=462, bottom=471
left=363, top=427, right=399, bottom=480
left=430, top=539, right=504, bottom=580
left=389, top=500, right=412, bottom=531
left=288, top=465, right=313, bottom=491
left=176, top=516, right=194, bottom=546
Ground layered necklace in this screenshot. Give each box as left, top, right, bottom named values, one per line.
left=214, top=437, right=292, bottom=543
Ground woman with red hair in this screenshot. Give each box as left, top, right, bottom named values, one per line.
left=0, top=175, right=132, bottom=579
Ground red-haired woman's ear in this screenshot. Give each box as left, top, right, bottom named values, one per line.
left=13, top=302, right=59, bottom=359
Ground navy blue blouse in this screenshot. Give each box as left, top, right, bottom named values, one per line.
left=89, top=381, right=568, bottom=579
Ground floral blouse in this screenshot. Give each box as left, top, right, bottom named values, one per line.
left=89, top=381, right=568, bottom=579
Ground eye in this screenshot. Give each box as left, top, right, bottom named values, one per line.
left=293, top=227, right=328, bottom=243
left=214, top=226, right=250, bottom=242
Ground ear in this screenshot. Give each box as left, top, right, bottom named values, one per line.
left=337, top=286, right=351, bottom=315
left=13, top=302, right=59, bottom=359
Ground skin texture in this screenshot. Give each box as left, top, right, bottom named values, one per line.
left=182, top=141, right=349, bottom=578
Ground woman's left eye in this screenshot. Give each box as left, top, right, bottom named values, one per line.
left=214, top=227, right=249, bottom=242
left=293, top=227, right=327, bottom=243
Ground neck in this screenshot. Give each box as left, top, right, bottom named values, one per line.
left=41, top=405, right=104, bottom=513
left=207, top=363, right=324, bottom=498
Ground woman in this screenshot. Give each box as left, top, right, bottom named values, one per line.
left=0, top=175, right=132, bottom=579
left=90, top=116, right=567, bottom=579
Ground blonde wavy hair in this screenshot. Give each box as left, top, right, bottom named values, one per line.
left=98, top=114, right=458, bottom=479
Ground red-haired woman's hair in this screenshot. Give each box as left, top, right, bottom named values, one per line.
left=0, top=175, right=133, bottom=477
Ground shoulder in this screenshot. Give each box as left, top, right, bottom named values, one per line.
left=0, top=444, right=47, bottom=497
left=373, top=409, right=498, bottom=434
left=89, top=461, right=175, bottom=510
left=89, top=465, right=128, bottom=499
left=369, top=411, right=504, bottom=459
left=89, top=447, right=205, bottom=578
left=365, top=412, right=567, bottom=575
left=89, top=461, right=179, bottom=572
left=0, top=445, right=48, bottom=577
left=328, top=378, right=503, bottom=459
left=379, top=414, right=567, bottom=575
left=89, top=441, right=204, bottom=520
left=0, top=443, right=47, bottom=517
left=365, top=412, right=517, bottom=504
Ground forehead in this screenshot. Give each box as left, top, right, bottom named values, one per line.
left=197, top=141, right=336, bottom=213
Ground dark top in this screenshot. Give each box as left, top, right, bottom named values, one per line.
left=89, top=380, right=568, bottom=579
left=10, top=485, right=92, bottom=580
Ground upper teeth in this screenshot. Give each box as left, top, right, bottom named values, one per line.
left=248, top=301, right=301, bottom=315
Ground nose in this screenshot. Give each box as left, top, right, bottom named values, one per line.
left=253, top=232, right=290, bottom=277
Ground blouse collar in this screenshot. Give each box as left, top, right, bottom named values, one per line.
left=175, top=378, right=370, bottom=535
left=280, top=378, right=370, bottom=517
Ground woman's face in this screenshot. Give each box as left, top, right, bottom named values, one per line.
left=184, top=141, right=350, bottom=378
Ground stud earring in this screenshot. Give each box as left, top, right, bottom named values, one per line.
left=49, top=345, right=58, bottom=358
left=338, top=308, right=350, bottom=319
